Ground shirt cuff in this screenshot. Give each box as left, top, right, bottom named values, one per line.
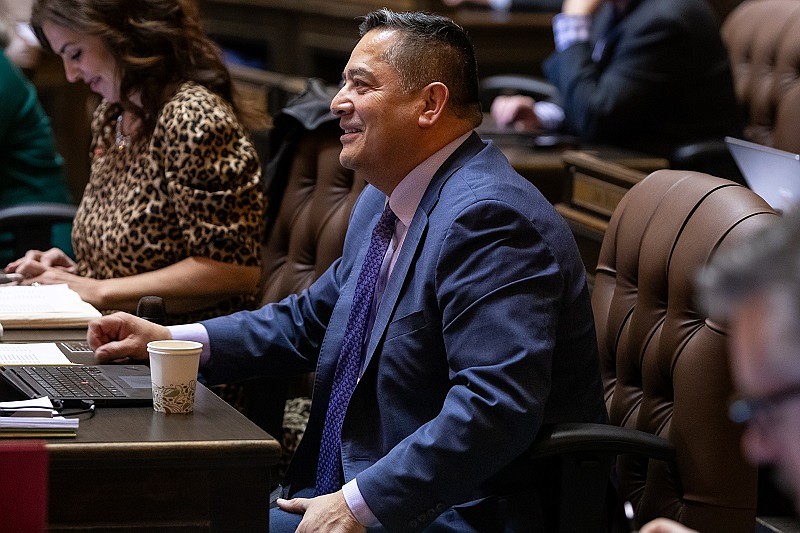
left=167, top=323, right=212, bottom=365
left=342, top=478, right=381, bottom=528
left=553, top=13, right=591, bottom=52
left=535, top=101, right=565, bottom=131
left=488, top=0, right=512, bottom=11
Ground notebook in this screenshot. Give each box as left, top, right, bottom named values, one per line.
left=725, top=136, right=800, bottom=212
left=0, top=364, right=153, bottom=407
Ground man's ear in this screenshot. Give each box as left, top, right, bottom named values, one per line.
left=418, top=82, right=449, bottom=128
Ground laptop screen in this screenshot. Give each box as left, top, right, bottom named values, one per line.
left=726, top=136, right=800, bottom=212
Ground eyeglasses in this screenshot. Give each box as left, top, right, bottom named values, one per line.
left=729, top=383, right=800, bottom=431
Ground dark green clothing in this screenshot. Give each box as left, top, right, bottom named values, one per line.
left=0, top=50, right=72, bottom=264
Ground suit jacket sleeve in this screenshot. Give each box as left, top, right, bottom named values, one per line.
left=198, top=256, right=346, bottom=385
left=356, top=198, right=566, bottom=530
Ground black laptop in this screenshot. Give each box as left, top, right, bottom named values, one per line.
left=0, top=363, right=153, bottom=407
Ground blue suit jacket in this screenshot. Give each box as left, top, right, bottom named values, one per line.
left=201, top=133, right=606, bottom=531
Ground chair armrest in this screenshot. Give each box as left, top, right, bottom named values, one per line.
left=531, top=422, right=676, bottom=462
left=0, top=202, right=77, bottom=227
left=480, top=74, right=562, bottom=109
left=0, top=202, right=78, bottom=258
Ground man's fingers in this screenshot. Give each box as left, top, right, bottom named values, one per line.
left=93, top=338, right=141, bottom=363
left=276, top=497, right=310, bottom=514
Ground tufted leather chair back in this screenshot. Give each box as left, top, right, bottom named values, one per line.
left=723, top=0, right=800, bottom=152
left=259, top=122, right=366, bottom=303
left=242, top=119, right=366, bottom=444
left=592, top=170, right=778, bottom=532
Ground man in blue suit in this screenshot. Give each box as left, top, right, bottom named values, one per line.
left=88, top=9, right=606, bottom=532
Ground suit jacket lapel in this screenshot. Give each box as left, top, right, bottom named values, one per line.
left=360, top=133, right=486, bottom=372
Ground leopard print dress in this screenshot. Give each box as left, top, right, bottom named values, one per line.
left=73, top=81, right=264, bottom=324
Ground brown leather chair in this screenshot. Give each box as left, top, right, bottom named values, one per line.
left=592, top=169, right=777, bottom=531
left=723, top=0, right=800, bottom=152
left=258, top=123, right=366, bottom=304
left=240, top=85, right=366, bottom=465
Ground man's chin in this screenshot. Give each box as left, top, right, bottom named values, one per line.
left=339, top=153, right=358, bottom=172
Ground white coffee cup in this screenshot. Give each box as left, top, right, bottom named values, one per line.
left=147, top=340, right=203, bottom=414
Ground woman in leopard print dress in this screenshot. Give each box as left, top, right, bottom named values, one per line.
left=8, top=0, right=264, bottom=324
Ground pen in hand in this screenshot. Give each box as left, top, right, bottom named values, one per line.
left=0, top=272, right=24, bottom=284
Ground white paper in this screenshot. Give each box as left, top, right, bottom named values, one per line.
left=0, top=284, right=101, bottom=328
left=0, top=397, right=58, bottom=417
left=0, top=416, right=78, bottom=429
left=0, top=397, right=56, bottom=409
left=0, top=284, right=83, bottom=313
left=0, top=397, right=79, bottom=428
left=0, top=343, right=75, bottom=366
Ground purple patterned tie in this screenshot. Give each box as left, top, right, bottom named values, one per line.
left=315, top=203, right=397, bottom=495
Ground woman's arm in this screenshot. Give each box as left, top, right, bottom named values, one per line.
left=27, top=256, right=260, bottom=313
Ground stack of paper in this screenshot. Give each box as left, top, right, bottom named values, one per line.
left=0, top=284, right=101, bottom=329
left=0, top=416, right=78, bottom=438
left=0, top=398, right=78, bottom=438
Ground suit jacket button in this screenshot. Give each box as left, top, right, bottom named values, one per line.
left=435, top=502, right=445, bottom=511
left=409, top=519, right=418, bottom=528
left=417, top=513, right=427, bottom=523
left=427, top=509, right=436, bottom=519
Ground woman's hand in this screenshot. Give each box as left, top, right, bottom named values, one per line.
left=24, top=268, right=104, bottom=306
left=5, top=248, right=78, bottom=277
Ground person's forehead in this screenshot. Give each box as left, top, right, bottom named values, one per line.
left=344, top=29, right=401, bottom=80
left=350, top=29, right=396, bottom=61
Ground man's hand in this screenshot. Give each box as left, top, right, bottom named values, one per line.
left=276, top=491, right=366, bottom=533
left=640, top=518, right=699, bottom=533
left=562, top=0, right=604, bottom=16
left=441, top=0, right=491, bottom=7
left=88, top=312, right=171, bottom=363
left=490, top=95, right=542, bottom=133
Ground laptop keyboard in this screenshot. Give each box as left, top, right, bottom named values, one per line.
left=22, top=366, right=127, bottom=399
left=60, top=341, right=94, bottom=353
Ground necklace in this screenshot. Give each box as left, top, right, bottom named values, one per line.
left=115, top=113, right=131, bottom=151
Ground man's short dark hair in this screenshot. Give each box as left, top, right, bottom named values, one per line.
left=359, top=9, right=482, bottom=126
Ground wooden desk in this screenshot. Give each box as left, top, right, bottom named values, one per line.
left=487, top=136, right=668, bottom=205
left=554, top=151, right=650, bottom=286
left=1, top=330, right=281, bottom=532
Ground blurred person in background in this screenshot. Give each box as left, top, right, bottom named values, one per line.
left=0, top=2, right=70, bottom=266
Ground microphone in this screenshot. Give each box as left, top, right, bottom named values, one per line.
left=136, top=296, right=166, bottom=324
